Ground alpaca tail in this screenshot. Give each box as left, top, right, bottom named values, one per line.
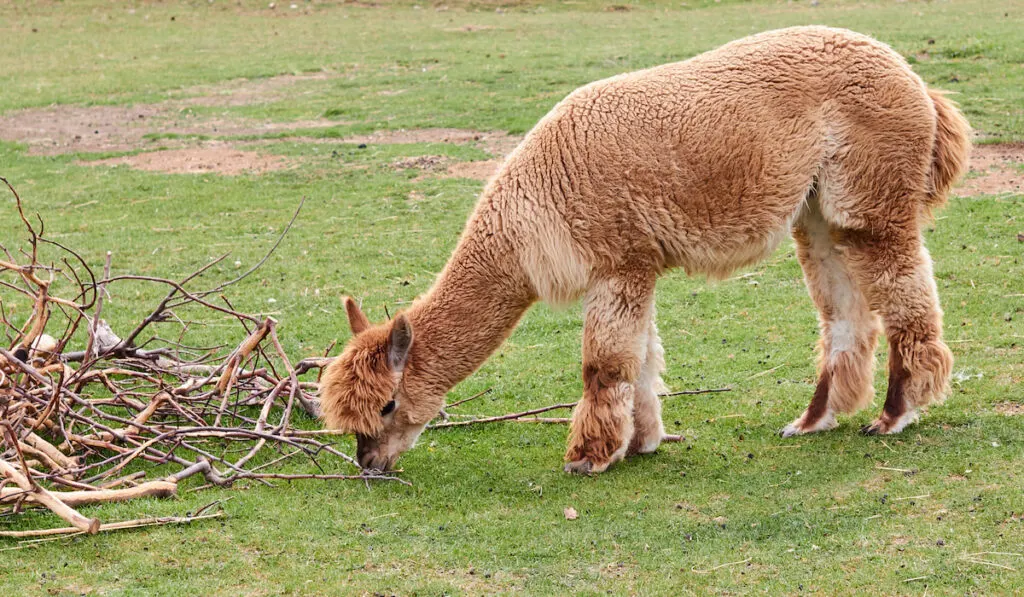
left=924, top=89, right=971, bottom=210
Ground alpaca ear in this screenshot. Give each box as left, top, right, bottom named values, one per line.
left=388, top=314, right=414, bottom=372
left=344, top=297, right=371, bottom=335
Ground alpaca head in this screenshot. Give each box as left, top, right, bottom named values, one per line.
left=319, top=298, right=434, bottom=471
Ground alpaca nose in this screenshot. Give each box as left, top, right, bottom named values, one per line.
left=356, top=434, right=390, bottom=471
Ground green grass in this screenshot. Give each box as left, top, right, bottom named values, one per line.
left=1, top=0, right=1023, bottom=595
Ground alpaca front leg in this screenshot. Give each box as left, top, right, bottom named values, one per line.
left=565, top=377, right=635, bottom=474
left=564, top=274, right=653, bottom=474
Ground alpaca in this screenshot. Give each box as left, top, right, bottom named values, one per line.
left=320, top=26, right=970, bottom=474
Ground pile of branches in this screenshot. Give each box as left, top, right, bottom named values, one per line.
left=0, top=178, right=403, bottom=539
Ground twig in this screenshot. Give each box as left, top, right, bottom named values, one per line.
left=692, top=558, right=751, bottom=574
left=446, top=387, right=493, bottom=409
left=0, top=459, right=99, bottom=535
left=0, top=511, right=225, bottom=539
left=961, top=558, right=1016, bottom=571
left=745, top=364, right=784, bottom=381
left=659, top=386, right=731, bottom=397
left=427, top=403, right=578, bottom=429
left=876, top=465, right=915, bottom=473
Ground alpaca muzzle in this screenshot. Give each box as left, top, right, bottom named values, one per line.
left=355, top=433, right=392, bottom=471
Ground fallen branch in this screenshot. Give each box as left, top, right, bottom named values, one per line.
left=0, top=458, right=99, bottom=535
left=0, top=511, right=225, bottom=539
left=659, top=386, right=732, bottom=397
left=427, top=403, right=577, bottom=429
left=0, top=480, right=177, bottom=507
left=0, top=179, right=403, bottom=535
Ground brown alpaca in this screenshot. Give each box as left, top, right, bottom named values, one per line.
left=320, top=26, right=970, bottom=474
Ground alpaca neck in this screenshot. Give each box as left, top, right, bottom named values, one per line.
left=404, top=208, right=535, bottom=398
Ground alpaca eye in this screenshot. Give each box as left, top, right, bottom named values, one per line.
left=380, top=400, right=396, bottom=416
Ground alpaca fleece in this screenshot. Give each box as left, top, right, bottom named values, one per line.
left=320, top=26, right=970, bottom=474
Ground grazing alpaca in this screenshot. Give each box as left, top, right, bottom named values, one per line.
left=320, top=26, right=970, bottom=474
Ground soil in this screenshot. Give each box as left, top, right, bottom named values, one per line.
left=446, top=159, right=504, bottom=181
left=89, top=146, right=291, bottom=176
left=994, top=402, right=1024, bottom=416
left=957, top=143, right=1024, bottom=196
left=0, top=103, right=336, bottom=156
left=340, top=128, right=521, bottom=160
left=0, top=73, right=340, bottom=156
left=393, top=155, right=452, bottom=173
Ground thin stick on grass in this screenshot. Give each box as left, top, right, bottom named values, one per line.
left=659, top=386, right=731, bottom=397
left=691, top=558, right=751, bottom=574
left=961, top=558, right=1016, bottom=571
left=427, top=403, right=578, bottom=429
left=445, top=387, right=493, bottom=409
left=0, top=511, right=225, bottom=539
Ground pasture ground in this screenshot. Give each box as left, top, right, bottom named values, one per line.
left=1, top=0, right=1022, bottom=594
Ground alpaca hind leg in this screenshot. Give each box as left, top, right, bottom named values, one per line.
left=844, top=231, right=952, bottom=434
left=628, top=314, right=666, bottom=456
left=565, top=273, right=654, bottom=474
left=782, top=196, right=879, bottom=437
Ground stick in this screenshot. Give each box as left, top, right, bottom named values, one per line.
left=659, top=386, right=732, bottom=397
left=0, top=511, right=224, bottom=539
left=215, top=317, right=274, bottom=399
left=446, top=387, right=493, bottom=409
left=427, top=403, right=578, bottom=429
left=0, top=460, right=100, bottom=535
left=692, top=558, right=751, bottom=574
left=214, top=473, right=411, bottom=486
left=1, top=480, right=176, bottom=507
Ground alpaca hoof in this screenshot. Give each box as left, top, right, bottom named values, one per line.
left=780, top=410, right=837, bottom=437
left=861, top=410, right=918, bottom=435
left=564, top=458, right=610, bottom=475
left=860, top=422, right=882, bottom=435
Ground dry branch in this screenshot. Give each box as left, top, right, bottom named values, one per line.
left=425, top=385, right=727, bottom=432
left=0, top=179, right=401, bottom=537
left=0, top=511, right=225, bottom=539
left=1, top=480, right=177, bottom=507
left=0, top=458, right=99, bottom=535
left=427, top=403, right=578, bottom=429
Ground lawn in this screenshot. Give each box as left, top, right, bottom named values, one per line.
left=1, top=0, right=1022, bottom=594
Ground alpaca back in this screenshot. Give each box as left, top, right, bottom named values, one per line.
left=474, top=26, right=949, bottom=300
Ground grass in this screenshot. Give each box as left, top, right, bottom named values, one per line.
left=1, top=0, right=1023, bottom=594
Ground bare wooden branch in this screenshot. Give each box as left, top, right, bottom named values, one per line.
left=0, top=459, right=99, bottom=534
left=0, top=511, right=224, bottom=539
left=427, top=403, right=578, bottom=429
left=0, top=179, right=403, bottom=536
left=1, top=480, right=177, bottom=507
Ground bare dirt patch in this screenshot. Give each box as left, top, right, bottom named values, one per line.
left=393, top=155, right=452, bottom=173
left=393, top=155, right=504, bottom=182
left=88, top=146, right=291, bottom=176
left=341, top=128, right=521, bottom=159
left=0, top=73, right=341, bottom=156
left=446, top=159, right=504, bottom=181
left=957, top=143, right=1024, bottom=196
left=0, top=103, right=336, bottom=156
left=994, top=402, right=1024, bottom=416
